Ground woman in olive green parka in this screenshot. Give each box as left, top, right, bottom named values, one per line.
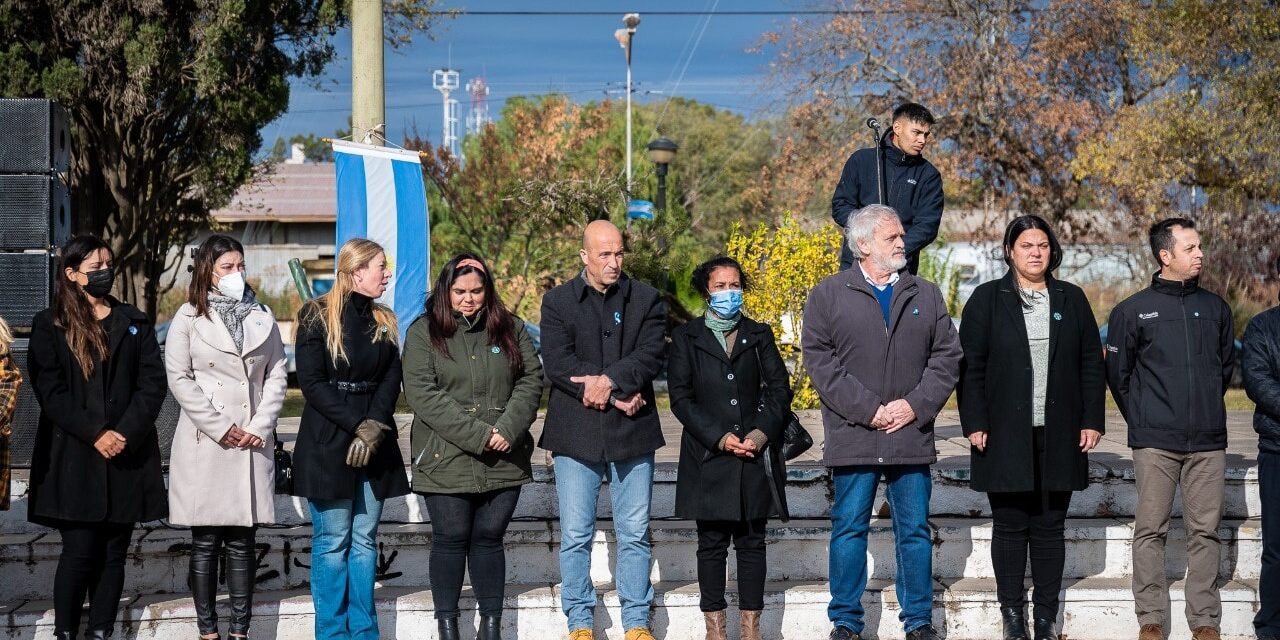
left=403, top=253, right=543, bottom=640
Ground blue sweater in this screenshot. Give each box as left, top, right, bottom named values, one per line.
left=873, top=283, right=894, bottom=326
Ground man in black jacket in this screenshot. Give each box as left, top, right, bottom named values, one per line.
left=1105, top=218, right=1235, bottom=640
left=539, top=220, right=667, bottom=640
left=831, top=102, right=944, bottom=274
left=1243, top=287, right=1280, bottom=640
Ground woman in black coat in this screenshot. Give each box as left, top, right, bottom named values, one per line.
left=27, top=235, right=169, bottom=640
left=292, top=238, right=409, bottom=640
left=958, top=216, right=1106, bottom=640
left=670, top=256, right=791, bottom=640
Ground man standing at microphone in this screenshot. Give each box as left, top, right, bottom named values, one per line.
left=831, top=103, right=944, bottom=274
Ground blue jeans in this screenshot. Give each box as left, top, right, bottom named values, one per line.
left=308, top=474, right=385, bottom=640
left=829, top=465, right=933, bottom=634
left=554, top=453, right=655, bottom=631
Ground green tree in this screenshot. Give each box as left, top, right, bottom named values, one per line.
left=0, top=0, right=444, bottom=315
left=410, top=95, right=622, bottom=319
left=268, top=127, right=351, bottom=163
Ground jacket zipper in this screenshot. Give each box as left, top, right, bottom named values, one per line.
left=1180, top=293, right=1193, bottom=451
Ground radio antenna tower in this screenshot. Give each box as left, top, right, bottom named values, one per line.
left=466, top=76, right=491, bottom=135
left=432, top=64, right=460, bottom=157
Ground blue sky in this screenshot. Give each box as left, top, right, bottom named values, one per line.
left=261, top=1, right=807, bottom=150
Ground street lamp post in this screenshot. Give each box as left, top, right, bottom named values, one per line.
left=646, top=137, right=679, bottom=212
left=615, top=13, right=641, bottom=205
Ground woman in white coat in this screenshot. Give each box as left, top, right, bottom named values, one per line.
left=165, top=235, right=288, bottom=640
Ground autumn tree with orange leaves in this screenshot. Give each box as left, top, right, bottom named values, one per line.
left=409, top=96, right=623, bottom=318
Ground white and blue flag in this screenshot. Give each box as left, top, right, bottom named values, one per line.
left=333, top=140, right=429, bottom=343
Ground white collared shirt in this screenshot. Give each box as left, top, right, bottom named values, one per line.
left=858, top=262, right=900, bottom=292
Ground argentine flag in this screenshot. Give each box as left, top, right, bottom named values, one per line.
left=333, top=140, right=429, bottom=344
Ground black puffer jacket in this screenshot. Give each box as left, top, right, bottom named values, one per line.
left=1105, top=274, right=1235, bottom=452
left=1242, top=304, right=1280, bottom=454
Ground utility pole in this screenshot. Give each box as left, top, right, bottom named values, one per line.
left=352, top=0, right=384, bottom=145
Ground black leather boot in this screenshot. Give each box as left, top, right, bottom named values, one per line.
left=1033, top=617, right=1058, bottom=640
left=437, top=617, right=460, bottom=640
left=189, top=528, right=222, bottom=638
left=1001, top=605, right=1031, bottom=640
left=85, top=630, right=113, bottom=640
left=478, top=614, right=502, bottom=640
left=53, top=632, right=76, bottom=640
left=225, top=528, right=256, bottom=639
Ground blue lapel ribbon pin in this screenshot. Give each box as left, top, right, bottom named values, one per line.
left=128, top=325, right=138, bottom=335
left=1053, top=312, right=1062, bottom=321
left=491, top=346, right=501, bottom=354
left=613, top=311, right=622, bottom=325
left=912, top=308, right=919, bottom=315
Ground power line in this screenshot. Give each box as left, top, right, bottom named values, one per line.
left=656, top=0, right=720, bottom=133
left=432, top=10, right=1038, bottom=16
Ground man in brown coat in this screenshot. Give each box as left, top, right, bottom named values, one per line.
left=802, top=204, right=962, bottom=640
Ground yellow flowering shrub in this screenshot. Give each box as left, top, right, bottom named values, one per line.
left=726, top=212, right=841, bottom=409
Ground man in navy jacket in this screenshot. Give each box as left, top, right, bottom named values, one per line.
left=1106, top=218, right=1235, bottom=640
left=539, top=220, right=667, bottom=640
left=831, top=103, right=944, bottom=274
left=1243, top=281, right=1280, bottom=640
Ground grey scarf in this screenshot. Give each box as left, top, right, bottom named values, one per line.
left=207, top=288, right=259, bottom=353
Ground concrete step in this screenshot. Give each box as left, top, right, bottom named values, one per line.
left=0, top=518, right=1260, bottom=602
left=0, top=578, right=1260, bottom=639
left=0, top=458, right=1262, bottom=535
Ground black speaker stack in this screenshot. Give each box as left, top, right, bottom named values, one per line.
left=1, top=99, right=183, bottom=468
left=0, top=98, right=71, bottom=330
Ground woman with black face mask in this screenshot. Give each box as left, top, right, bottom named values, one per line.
left=27, top=235, right=169, bottom=640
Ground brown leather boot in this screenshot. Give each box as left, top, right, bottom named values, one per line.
left=1191, top=627, right=1220, bottom=640
left=740, top=609, right=763, bottom=640
left=1138, top=624, right=1163, bottom=640
left=702, top=610, right=727, bottom=640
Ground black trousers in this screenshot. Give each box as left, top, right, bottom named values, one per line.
left=422, top=486, right=521, bottom=619
left=986, top=425, right=1075, bottom=620
left=54, top=521, right=135, bottom=634
left=190, top=526, right=256, bottom=635
left=696, top=518, right=767, bottom=612
left=1257, top=450, right=1280, bottom=638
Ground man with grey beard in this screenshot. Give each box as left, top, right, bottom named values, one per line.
left=802, top=204, right=962, bottom=640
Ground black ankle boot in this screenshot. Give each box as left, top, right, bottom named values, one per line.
left=478, top=614, right=502, bottom=640
left=437, top=617, right=460, bottom=640
left=54, top=632, right=77, bottom=640
left=1033, top=617, right=1057, bottom=640
left=1000, top=606, right=1030, bottom=640
left=85, top=630, right=113, bottom=640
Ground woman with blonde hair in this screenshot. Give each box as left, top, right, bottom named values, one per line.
left=0, top=314, right=21, bottom=513
left=166, top=234, right=289, bottom=640
left=292, top=238, right=409, bottom=640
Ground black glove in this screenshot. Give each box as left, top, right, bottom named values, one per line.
left=345, top=419, right=391, bottom=468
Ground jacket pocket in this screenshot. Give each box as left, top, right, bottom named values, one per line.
left=412, top=429, right=446, bottom=472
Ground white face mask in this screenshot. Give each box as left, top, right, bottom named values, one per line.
left=217, top=270, right=246, bottom=301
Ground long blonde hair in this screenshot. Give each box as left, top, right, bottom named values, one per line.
left=302, top=238, right=398, bottom=365
left=0, top=314, right=13, bottom=356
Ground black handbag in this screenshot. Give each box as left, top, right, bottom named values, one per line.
left=778, top=411, right=814, bottom=461
left=273, top=440, right=293, bottom=495
left=753, top=345, right=813, bottom=461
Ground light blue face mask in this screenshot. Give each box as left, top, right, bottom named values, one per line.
left=707, top=289, right=743, bottom=318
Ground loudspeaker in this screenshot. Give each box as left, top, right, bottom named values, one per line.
left=7, top=339, right=181, bottom=469
left=0, top=99, right=71, bottom=174
left=0, top=174, right=71, bottom=250
left=0, top=252, right=54, bottom=330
